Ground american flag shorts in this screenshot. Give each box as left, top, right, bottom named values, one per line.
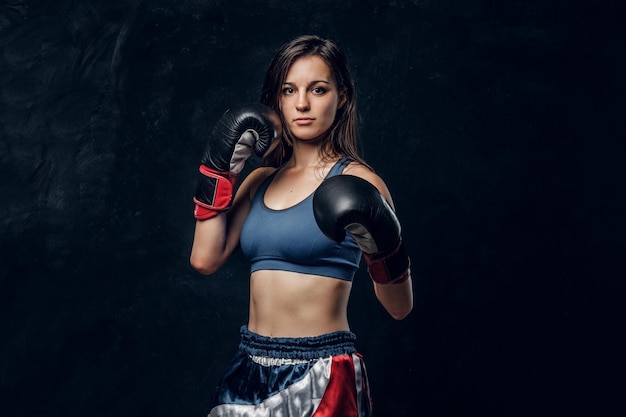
left=207, top=325, right=373, bottom=417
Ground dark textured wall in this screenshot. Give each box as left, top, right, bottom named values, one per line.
left=1, top=1, right=622, bottom=416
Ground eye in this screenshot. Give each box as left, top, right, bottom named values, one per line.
left=312, top=86, right=327, bottom=95
left=281, top=87, right=294, bottom=95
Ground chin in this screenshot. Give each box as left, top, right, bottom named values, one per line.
left=291, top=129, right=329, bottom=143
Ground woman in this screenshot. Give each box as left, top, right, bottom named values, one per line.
left=190, top=35, right=413, bottom=417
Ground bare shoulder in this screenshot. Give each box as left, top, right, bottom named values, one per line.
left=342, top=161, right=395, bottom=207
left=238, top=166, right=277, bottom=201
left=246, top=166, right=277, bottom=183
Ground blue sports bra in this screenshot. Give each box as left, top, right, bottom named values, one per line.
left=240, top=157, right=362, bottom=281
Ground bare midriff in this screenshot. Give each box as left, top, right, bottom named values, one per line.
left=248, top=269, right=353, bottom=338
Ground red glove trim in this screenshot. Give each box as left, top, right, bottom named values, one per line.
left=363, top=238, right=411, bottom=285
left=193, top=165, right=238, bottom=220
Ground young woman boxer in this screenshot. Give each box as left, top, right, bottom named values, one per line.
left=190, top=35, right=413, bottom=417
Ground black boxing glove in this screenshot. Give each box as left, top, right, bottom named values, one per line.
left=193, top=103, right=281, bottom=219
left=313, top=175, right=410, bottom=284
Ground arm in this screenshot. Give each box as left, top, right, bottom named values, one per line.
left=348, top=166, right=413, bottom=320
left=313, top=165, right=413, bottom=320
left=189, top=103, right=280, bottom=275
left=372, top=278, right=413, bottom=320
left=190, top=168, right=272, bottom=275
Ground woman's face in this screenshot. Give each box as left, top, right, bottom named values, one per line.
left=279, top=55, right=345, bottom=143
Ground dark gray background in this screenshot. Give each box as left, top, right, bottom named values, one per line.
left=1, top=0, right=623, bottom=416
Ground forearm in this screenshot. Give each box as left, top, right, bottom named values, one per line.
left=373, top=277, right=413, bottom=320
left=190, top=214, right=230, bottom=275
left=190, top=188, right=251, bottom=275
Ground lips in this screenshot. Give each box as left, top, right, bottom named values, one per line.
left=294, top=117, right=314, bottom=125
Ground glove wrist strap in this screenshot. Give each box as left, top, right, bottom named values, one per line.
left=193, top=165, right=238, bottom=220
left=364, top=238, right=411, bottom=285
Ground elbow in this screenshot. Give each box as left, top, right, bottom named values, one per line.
left=386, top=292, right=414, bottom=320
left=189, top=255, right=221, bottom=276
left=388, top=305, right=413, bottom=321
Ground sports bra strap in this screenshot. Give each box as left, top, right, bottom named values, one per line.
left=327, top=156, right=351, bottom=177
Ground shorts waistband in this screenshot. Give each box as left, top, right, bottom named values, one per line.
left=239, top=325, right=357, bottom=360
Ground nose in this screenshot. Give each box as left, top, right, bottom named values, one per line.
left=296, top=91, right=310, bottom=112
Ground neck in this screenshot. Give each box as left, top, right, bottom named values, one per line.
left=288, top=141, right=330, bottom=168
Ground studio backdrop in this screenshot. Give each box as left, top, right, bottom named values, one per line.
left=1, top=1, right=621, bottom=416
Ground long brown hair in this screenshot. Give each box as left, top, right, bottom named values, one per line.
left=260, top=35, right=368, bottom=168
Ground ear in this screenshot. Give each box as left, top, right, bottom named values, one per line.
left=337, top=89, right=347, bottom=109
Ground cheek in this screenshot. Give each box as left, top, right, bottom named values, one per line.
left=324, top=101, right=339, bottom=121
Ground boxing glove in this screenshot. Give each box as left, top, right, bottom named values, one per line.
left=313, top=175, right=410, bottom=284
left=194, top=103, right=281, bottom=219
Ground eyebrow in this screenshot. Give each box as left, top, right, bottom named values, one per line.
left=282, top=80, right=331, bottom=87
